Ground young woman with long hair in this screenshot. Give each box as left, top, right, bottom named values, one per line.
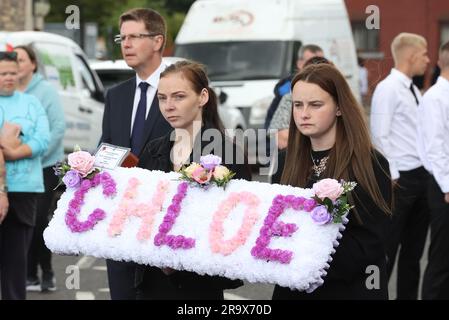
left=272, top=63, right=392, bottom=299
left=136, top=60, right=249, bottom=299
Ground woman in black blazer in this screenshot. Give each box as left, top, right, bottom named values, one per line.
left=135, top=60, right=250, bottom=300
left=271, top=63, right=392, bottom=300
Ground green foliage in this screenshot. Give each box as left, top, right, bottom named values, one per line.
left=46, top=0, right=195, bottom=59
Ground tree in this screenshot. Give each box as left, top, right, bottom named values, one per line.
left=46, top=0, right=195, bottom=59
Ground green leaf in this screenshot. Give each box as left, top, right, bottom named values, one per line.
left=323, top=197, right=334, bottom=211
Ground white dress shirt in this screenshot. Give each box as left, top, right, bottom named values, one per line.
left=130, top=61, right=167, bottom=134
left=418, top=76, right=449, bottom=193
left=370, top=68, right=423, bottom=180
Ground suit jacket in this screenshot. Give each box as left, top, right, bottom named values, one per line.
left=100, top=77, right=171, bottom=157
left=135, top=124, right=250, bottom=299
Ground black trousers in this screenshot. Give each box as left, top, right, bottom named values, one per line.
left=0, top=193, right=37, bottom=300
left=106, top=259, right=137, bottom=300
left=386, top=166, right=429, bottom=300
left=422, top=176, right=449, bottom=300
left=27, top=167, right=60, bottom=279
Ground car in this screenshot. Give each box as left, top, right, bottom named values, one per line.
left=90, top=58, right=247, bottom=136
left=0, top=31, right=105, bottom=154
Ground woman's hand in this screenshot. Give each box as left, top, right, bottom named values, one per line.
left=161, top=267, right=176, bottom=276
left=0, top=193, right=9, bottom=224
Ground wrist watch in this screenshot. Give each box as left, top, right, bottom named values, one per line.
left=0, top=184, right=8, bottom=193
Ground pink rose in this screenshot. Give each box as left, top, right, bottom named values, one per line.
left=191, top=166, right=212, bottom=184
left=313, top=178, right=344, bottom=201
left=68, top=151, right=96, bottom=177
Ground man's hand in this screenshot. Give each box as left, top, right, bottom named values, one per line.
left=0, top=193, right=9, bottom=224
left=445, top=192, right=449, bottom=204
left=276, top=129, right=289, bottom=150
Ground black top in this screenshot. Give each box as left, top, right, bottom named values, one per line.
left=272, top=149, right=392, bottom=300
left=135, top=124, right=251, bottom=300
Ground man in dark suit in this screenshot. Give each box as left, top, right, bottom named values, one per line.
left=100, top=8, right=171, bottom=300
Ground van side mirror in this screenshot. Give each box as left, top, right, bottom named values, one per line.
left=219, top=91, right=228, bottom=104
left=92, top=89, right=105, bottom=103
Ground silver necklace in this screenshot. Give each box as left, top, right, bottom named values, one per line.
left=310, top=153, right=329, bottom=177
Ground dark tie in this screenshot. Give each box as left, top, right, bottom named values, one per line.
left=409, top=83, right=419, bottom=105
left=131, top=82, right=150, bottom=154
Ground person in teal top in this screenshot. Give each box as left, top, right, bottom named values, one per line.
left=14, top=45, right=65, bottom=293
left=0, top=50, right=49, bottom=300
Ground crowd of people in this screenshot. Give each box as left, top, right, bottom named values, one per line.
left=1, top=6, right=448, bottom=301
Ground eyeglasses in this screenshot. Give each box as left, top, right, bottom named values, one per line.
left=114, top=33, right=162, bottom=44
left=0, top=51, right=17, bottom=61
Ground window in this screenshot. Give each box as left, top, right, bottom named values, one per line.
left=441, top=22, right=449, bottom=45
left=175, top=41, right=290, bottom=81
left=73, top=54, right=97, bottom=94
left=351, top=21, right=380, bottom=52
left=33, top=42, right=76, bottom=90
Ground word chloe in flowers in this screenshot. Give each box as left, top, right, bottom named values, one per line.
left=44, top=165, right=355, bottom=292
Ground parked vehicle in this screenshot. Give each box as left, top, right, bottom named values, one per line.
left=0, top=31, right=105, bottom=153
left=175, top=0, right=360, bottom=128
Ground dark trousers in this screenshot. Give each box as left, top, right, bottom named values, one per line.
left=106, top=259, right=137, bottom=300
left=386, top=166, right=429, bottom=300
left=422, top=176, right=449, bottom=300
left=28, top=167, right=60, bottom=279
left=0, top=193, right=37, bottom=300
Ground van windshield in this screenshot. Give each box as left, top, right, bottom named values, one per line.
left=174, top=41, right=289, bottom=81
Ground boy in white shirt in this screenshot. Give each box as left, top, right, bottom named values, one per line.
left=419, top=41, right=449, bottom=300
left=370, top=32, right=430, bottom=299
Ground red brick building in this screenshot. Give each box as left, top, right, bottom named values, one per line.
left=345, top=0, right=449, bottom=92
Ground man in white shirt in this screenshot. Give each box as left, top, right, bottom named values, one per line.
left=100, top=8, right=171, bottom=300
left=419, top=41, right=449, bottom=300
left=370, top=32, right=430, bottom=299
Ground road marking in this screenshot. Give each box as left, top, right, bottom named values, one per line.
left=98, top=288, right=110, bottom=292
left=224, top=292, right=249, bottom=300
left=92, top=266, right=107, bottom=271
left=76, top=256, right=96, bottom=269
left=75, top=291, right=95, bottom=300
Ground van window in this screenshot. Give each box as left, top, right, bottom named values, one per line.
left=175, top=41, right=289, bottom=81
left=73, top=54, right=97, bottom=94
left=33, top=43, right=76, bottom=90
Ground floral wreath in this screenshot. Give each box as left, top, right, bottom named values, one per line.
left=178, top=154, right=235, bottom=189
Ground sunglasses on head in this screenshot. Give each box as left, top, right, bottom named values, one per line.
left=0, top=51, right=18, bottom=61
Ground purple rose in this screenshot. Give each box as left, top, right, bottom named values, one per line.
left=63, top=170, right=81, bottom=188
left=311, top=205, right=333, bottom=225
left=200, top=154, right=222, bottom=170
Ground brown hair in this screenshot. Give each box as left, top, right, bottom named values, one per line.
left=281, top=63, right=391, bottom=216
left=160, top=60, right=224, bottom=133
left=439, top=40, right=449, bottom=68
left=14, top=45, right=38, bottom=73
left=119, top=8, right=166, bottom=53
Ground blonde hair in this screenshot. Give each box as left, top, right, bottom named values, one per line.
left=391, top=33, right=427, bottom=64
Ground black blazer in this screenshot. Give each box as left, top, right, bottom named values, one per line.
left=272, top=150, right=392, bottom=300
left=100, top=77, right=171, bottom=157
left=135, top=125, right=251, bottom=300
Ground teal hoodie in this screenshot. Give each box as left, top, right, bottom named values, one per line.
left=25, top=73, right=65, bottom=168
left=0, top=91, right=50, bottom=193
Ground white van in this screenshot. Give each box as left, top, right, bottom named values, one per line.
left=0, top=31, right=105, bottom=153
left=175, top=0, right=360, bottom=127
